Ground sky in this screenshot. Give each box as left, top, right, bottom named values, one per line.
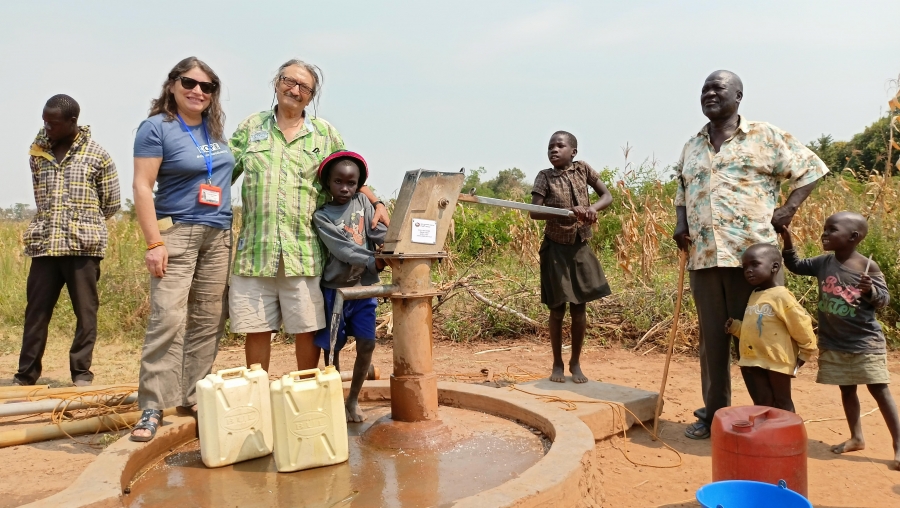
left=1, top=0, right=898, bottom=207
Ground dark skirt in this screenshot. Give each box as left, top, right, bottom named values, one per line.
left=539, top=237, right=611, bottom=308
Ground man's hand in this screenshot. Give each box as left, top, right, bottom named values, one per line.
left=145, top=246, right=168, bottom=278
left=371, top=203, right=390, bottom=229
left=673, top=222, right=691, bottom=251
left=771, top=204, right=798, bottom=233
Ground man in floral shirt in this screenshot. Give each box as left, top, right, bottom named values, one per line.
left=14, top=94, right=120, bottom=387
left=673, top=71, right=828, bottom=439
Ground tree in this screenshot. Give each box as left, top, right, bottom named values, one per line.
left=809, top=116, right=898, bottom=176
left=0, top=203, right=35, bottom=221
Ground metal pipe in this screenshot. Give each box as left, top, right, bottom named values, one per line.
left=0, top=393, right=137, bottom=418
left=328, top=285, right=398, bottom=366
left=457, top=194, right=575, bottom=217
left=0, top=408, right=177, bottom=448
left=388, top=259, right=439, bottom=422
left=0, top=383, right=138, bottom=402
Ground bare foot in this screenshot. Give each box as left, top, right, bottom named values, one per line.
left=831, top=437, right=865, bottom=454
left=570, top=364, right=589, bottom=384
left=345, top=400, right=367, bottom=423
left=550, top=363, right=566, bottom=383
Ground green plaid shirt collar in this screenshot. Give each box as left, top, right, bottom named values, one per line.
left=230, top=109, right=345, bottom=277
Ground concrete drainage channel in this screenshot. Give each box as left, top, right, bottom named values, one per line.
left=23, top=381, right=601, bottom=508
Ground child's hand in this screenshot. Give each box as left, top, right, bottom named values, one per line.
left=571, top=206, right=597, bottom=224
left=724, top=318, right=734, bottom=333
left=779, top=225, right=792, bottom=244
left=858, top=274, right=873, bottom=294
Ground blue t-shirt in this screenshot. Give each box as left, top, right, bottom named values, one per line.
left=134, top=113, right=234, bottom=229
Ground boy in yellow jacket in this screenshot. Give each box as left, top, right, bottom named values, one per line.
left=725, top=243, right=818, bottom=412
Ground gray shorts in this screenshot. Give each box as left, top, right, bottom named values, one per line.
left=229, top=260, right=325, bottom=334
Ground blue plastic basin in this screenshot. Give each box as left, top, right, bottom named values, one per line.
left=696, top=480, right=812, bottom=508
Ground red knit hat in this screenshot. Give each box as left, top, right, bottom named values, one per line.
left=317, top=150, right=368, bottom=187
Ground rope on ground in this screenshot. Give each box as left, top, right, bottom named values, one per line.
left=0, top=387, right=141, bottom=447
left=124, top=438, right=198, bottom=494
left=438, top=364, right=544, bottom=384
left=508, top=385, right=683, bottom=469
left=804, top=407, right=879, bottom=424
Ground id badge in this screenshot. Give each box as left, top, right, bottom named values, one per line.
left=199, top=183, right=222, bottom=206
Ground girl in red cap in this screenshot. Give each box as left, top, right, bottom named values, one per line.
left=312, top=150, right=387, bottom=422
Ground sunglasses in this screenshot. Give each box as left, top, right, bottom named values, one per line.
left=176, top=76, right=219, bottom=94
left=279, top=76, right=314, bottom=96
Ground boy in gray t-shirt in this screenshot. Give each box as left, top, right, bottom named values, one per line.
left=312, top=151, right=387, bottom=423
left=781, top=212, right=900, bottom=470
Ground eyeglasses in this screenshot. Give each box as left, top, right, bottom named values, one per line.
left=279, top=76, right=314, bottom=96
left=176, top=76, right=219, bottom=94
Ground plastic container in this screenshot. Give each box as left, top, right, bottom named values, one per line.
left=696, top=479, right=812, bottom=508
left=270, top=366, right=349, bottom=473
left=196, top=363, right=274, bottom=468
left=712, top=405, right=808, bottom=497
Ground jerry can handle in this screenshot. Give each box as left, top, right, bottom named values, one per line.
left=778, top=479, right=787, bottom=489
left=748, top=408, right=771, bottom=427
left=288, top=368, right=322, bottom=381
left=216, top=365, right=250, bottom=379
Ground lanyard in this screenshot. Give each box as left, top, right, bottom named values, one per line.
left=177, top=114, right=214, bottom=183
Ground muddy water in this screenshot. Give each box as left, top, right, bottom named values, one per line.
left=125, top=404, right=547, bottom=508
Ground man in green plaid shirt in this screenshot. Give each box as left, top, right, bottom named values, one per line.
left=14, top=94, right=120, bottom=387
left=229, top=59, right=387, bottom=373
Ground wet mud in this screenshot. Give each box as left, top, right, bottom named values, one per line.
left=125, top=404, right=546, bottom=508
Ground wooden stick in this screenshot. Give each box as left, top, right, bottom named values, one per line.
left=0, top=385, right=48, bottom=393
left=652, top=250, right=688, bottom=441
left=464, top=285, right=540, bottom=327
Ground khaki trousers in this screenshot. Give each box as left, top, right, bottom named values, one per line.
left=138, top=224, right=231, bottom=410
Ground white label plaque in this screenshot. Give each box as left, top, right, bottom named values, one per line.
left=410, top=219, right=437, bottom=245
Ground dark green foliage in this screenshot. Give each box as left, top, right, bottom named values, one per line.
left=809, top=116, right=898, bottom=176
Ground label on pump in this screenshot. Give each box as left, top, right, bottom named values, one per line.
left=410, top=218, right=437, bottom=244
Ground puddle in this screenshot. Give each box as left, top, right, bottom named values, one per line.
left=125, top=404, right=546, bottom=508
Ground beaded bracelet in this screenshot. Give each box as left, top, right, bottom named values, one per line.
left=146, top=241, right=165, bottom=251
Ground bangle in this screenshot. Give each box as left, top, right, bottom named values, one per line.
left=147, top=241, right=165, bottom=250
left=373, top=200, right=385, bottom=208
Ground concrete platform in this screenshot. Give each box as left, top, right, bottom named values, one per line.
left=517, top=378, right=659, bottom=441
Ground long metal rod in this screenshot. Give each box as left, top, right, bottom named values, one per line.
left=328, top=284, right=399, bottom=366
left=0, top=393, right=137, bottom=418
left=457, top=194, right=575, bottom=217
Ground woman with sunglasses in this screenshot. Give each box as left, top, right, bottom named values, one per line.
left=131, top=57, right=234, bottom=441
left=229, top=59, right=388, bottom=375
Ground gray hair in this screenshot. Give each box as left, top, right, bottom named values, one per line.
left=273, top=59, right=323, bottom=97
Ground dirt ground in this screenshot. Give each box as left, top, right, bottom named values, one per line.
left=2, top=339, right=900, bottom=507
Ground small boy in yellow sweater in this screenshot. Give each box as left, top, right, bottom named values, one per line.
left=725, top=243, right=818, bottom=412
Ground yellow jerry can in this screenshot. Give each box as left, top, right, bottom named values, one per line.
left=196, top=364, right=273, bottom=468
left=270, top=366, right=349, bottom=472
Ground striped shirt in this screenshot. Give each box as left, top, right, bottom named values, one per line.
left=24, top=126, right=120, bottom=258
left=230, top=109, right=345, bottom=277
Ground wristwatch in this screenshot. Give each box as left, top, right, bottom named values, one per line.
left=373, top=200, right=385, bottom=208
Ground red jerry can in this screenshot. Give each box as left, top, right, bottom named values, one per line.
left=711, top=405, right=808, bottom=498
